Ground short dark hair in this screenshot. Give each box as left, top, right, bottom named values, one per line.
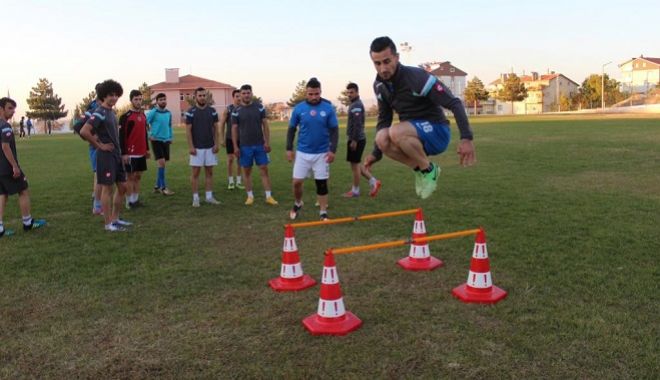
left=370, top=36, right=397, bottom=54
left=97, top=79, right=124, bottom=101
left=194, top=87, right=206, bottom=95
left=156, top=93, right=166, bottom=100
left=240, top=84, right=252, bottom=92
left=129, top=90, right=142, bottom=100
left=306, top=77, right=321, bottom=89
left=232, top=89, right=240, bottom=96
left=0, top=97, right=16, bottom=108
left=346, top=82, right=359, bottom=91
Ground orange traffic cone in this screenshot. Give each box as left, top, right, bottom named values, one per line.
left=397, top=208, right=443, bottom=271
left=452, top=228, right=507, bottom=304
left=302, top=251, right=362, bottom=336
left=269, top=225, right=316, bottom=292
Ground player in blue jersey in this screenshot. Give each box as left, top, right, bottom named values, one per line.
left=286, top=78, right=339, bottom=220
left=369, top=36, right=476, bottom=199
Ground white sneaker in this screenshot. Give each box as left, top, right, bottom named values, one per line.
left=192, top=198, right=200, bottom=207
left=205, top=197, right=220, bottom=205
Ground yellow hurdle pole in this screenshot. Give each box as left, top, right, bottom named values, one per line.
left=331, top=228, right=481, bottom=255
left=288, top=208, right=420, bottom=229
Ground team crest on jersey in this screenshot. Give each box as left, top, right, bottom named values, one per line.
left=106, top=171, right=111, bottom=178
left=320, top=111, right=327, bottom=117
left=310, top=110, right=317, bottom=117
left=436, top=84, right=444, bottom=92
left=5, top=131, right=11, bottom=137
left=137, top=116, right=143, bottom=122
left=90, top=116, right=96, bottom=121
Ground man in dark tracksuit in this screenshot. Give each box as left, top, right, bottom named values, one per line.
left=367, top=36, right=476, bottom=199
left=342, top=82, right=380, bottom=198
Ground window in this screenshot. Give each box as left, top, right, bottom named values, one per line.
left=450, top=68, right=455, bottom=72
left=180, top=94, right=184, bottom=101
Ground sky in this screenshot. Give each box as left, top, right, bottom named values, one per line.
left=3, top=0, right=659, bottom=118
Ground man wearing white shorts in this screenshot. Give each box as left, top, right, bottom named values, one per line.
left=286, top=78, right=338, bottom=221
left=185, top=87, right=220, bottom=207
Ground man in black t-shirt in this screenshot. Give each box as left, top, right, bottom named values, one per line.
left=80, top=80, right=133, bottom=232
left=0, top=97, right=46, bottom=237
left=219, top=89, right=243, bottom=190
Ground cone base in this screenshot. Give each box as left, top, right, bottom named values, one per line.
left=452, top=284, right=507, bottom=304
left=269, top=275, right=317, bottom=292
left=397, top=256, right=443, bottom=271
left=302, top=312, right=362, bottom=336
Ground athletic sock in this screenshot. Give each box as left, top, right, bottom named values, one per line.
left=205, top=191, right=213, bottom=200
left=157, top=167, right=165, bottom=188
left=265, top=191, right=272, bottom=198
left=295, top=200, right=303, bottom=207
left=369, top=177, right=378, bottom=186
left=352, top=186, right=360, bottom=194
left=193, top=193, right=200, bottom=201
left=22, top=215, right=33, bottom=227
left=93, top=199, right=102, bottom=209
left=247, top=191, right=254, bottom=198
left=421, top=163, right=434, bottom=174
left=236, top=176, right=242, bottom=184
left=228, top=176, right=235, bottom=184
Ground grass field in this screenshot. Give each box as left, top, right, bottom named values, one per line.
left=1, top=114, right=658, bottom=378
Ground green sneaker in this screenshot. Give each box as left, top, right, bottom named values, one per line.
left=419, top=163, right=440, bottom=199
left=414, top=170, right=423, bottom=196
left=236, top=183, right=245, bottom=190
left=228, top=182, right=235, bottom=190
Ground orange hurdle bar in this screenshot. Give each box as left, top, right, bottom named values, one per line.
left=331, top=228, right=481, bottom=255
left=288, top=208, right=420, bottom=229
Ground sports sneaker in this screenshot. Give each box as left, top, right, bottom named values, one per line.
left=245, top=196, right=254, bottom=206
left=205, top=197, right=221, bottom=205
left=228, top=183, right=235, bottom=190
left=342, top=190, right=359, bottom=198
left=265, top=196, right=279, bottom=205
left=0, top=228, right=15, bottom=237
left=105, top=224, right=127, bottom=232
left=153, top=186, right=162, bottom=194
left=161, top=188, right=175, bottom=196
left=236, top=183, right=245, bottom=190
left=419, top=163, right=440, bottom=199
left=320, top=212, right=329, bottom=221
left=369, top=180, right=382, bottom=197
left=113, top=218, right=133, bottom=227
left=131, top=200, right=144, bottom=208
left=289, top=203, right=303, bottom=220
left=125, top=201, right=133, bottom=210
left=414, top=171, right=423, bottom=197
left=23, top=219, right=47, bottom=231
left=192, top=198, right=200, bottom=207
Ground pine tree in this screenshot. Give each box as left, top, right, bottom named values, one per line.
left=287, top=80, right=307, bottom=107
left=25, top=78, right=68, bottom=131
left=464, top=77, right=489, bottom=115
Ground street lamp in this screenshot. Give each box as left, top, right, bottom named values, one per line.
left=602, top=61, right=612, bottom=110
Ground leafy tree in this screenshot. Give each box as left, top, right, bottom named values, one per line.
left=287, top=80, right=307, bottom=107
left=579, top=74, right=622, bottom=108
left=559, top=94, right=572, bottom=111
left=337, top=86, right=351, bottom=107
left=185, top=90, right=215, bottom=107
left=251, top=95, right=263, bottom=104
left=366, top=104, right=379, bottom=117
left=25, top=78, right=68, bottom=131
left=496, top=74, right=527, bottom=114
left=463, top=77, right=489, bottom=115
left=139, top=82, right=153, bottom=109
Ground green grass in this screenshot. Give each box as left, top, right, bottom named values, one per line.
left=1, top=115, right=658, bottom=378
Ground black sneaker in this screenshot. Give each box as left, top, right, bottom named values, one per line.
left=23, top=219, right=47, bottom=231
left=289, top=203, right=303, bottom=220
left=320, top=212, right=329, bottom=221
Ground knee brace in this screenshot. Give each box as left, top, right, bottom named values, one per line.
left=315, top=179, right=328, bottom=195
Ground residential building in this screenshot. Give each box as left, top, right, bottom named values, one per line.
left=618, top=56, right=660, bottom=94
left=487, top=72, right=579, bottom=114
left=149, top=68, right=235, bottom=125
left=422, top=61, right=468, bottom=101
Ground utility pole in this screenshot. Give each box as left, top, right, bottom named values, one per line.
left=602, top=61, right=612, bottom=110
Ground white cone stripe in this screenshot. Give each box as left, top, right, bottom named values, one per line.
left=472, top=243, right=488, bottom=259
left=280, top=263, right=303, bottom=279
left=322, top=266, right=339, bottom=284
left=317, top=297, right=346, bottom=318
left=283, top=237, right=298, bottom=252
left=467, top=270, right=492, bottom=288
left=413, top=220, right=426, bottom=234
left=409, top=244, right=430, bottom=259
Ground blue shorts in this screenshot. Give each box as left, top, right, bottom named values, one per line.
left=410, top=120, right=451, bottom=156
left=239, top=144, right=270, bottom=167
left=88, top=145, right=97, bottom=172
